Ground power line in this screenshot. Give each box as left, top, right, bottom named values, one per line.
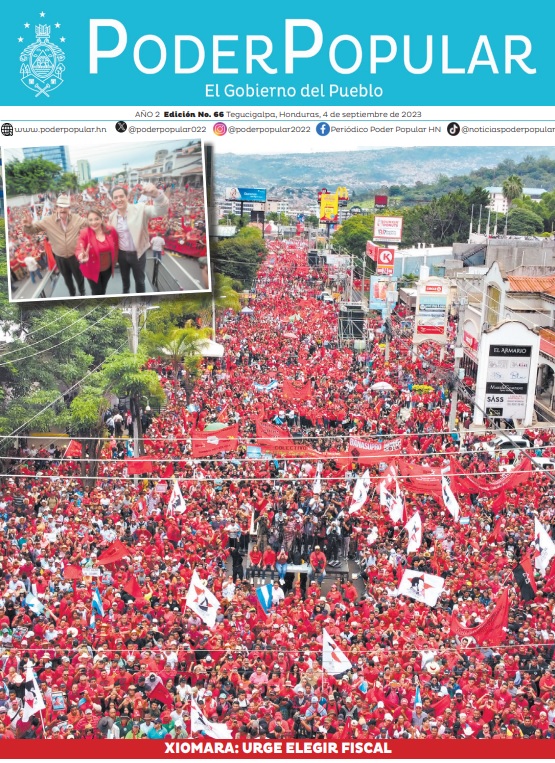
left=0, top=304, right=102, bottom=359
left=0, top=339, right=128, bottom=446
left=0, top=307, right=119, bottom=368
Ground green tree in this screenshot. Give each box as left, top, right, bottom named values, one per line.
left=502, top=175, right=524, bottom=235
left=502, top=174, right=524, bottom=207
left=500, top=206, right=544, bottom=236
left=143, top=327, right=211, bottom=394
left=57, top=172, right=80, bottom=193
left=102, top=350, right=165, bottom=454
left=211, top=231, right=266, bottom=288
left=66, top=373, right=111, bottom=484
left=332, top=214, right=376, bottom=258
left=5, top=157, right=63, bottom=196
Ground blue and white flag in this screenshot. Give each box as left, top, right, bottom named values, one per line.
left=254, top=380, right=279, bottom=393
left=256, top=583, right=273, bottom=615
left=414, top=685, right=422, bottom=708
left=24, top=593, right=44, bottom=616
left=92, top=588, right=104, bottom=617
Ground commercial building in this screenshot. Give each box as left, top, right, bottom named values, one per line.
left=23, top=145, right=71, bottom=173
left=76, top=159, right=91, bottom=185
left=485, top=186, right=547, bottom=214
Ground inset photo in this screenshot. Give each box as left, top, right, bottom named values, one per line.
left=3, top=140, right=210, bottom=301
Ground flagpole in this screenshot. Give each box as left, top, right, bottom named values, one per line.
left=39, top=708, right=47, bottom=738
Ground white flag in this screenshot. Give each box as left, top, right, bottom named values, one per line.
left=41, top=198, right=52, bottom=219
left=191, top=698, right=232, bottom=739
left=380, top=483, right=404, bottom=524
left=534, top=517, right=555, bottom=575
left=186, top=570, right=220, bottom=628
left=405, top=512, right=422, bottom=553
left=322, top=628, right=352, bottom=675
left=349, top=469, right=370, bottom=513
left=313, top=461, right=323, bottom=495
left=367, top=526, right=379, bottom=545
left=22, top=662, right=46, bottom=722
left=441, top=473, right=460, bottom=522
left=379, top=466, right=404, bottom=523
left=167, top=479, right=186, bottom=515
left=397, top=569, right=445, bottom=607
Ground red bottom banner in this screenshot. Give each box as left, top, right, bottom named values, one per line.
left=1, top=739, right=555, bottom=759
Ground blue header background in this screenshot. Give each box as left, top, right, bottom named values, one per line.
left=0, top=0, right=551, bottom=106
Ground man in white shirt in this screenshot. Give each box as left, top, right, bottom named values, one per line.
left=151, top=234, right=165, bottom=262
left=271, top=582, right=285, bottom=606
left=109, top=183, right=169, bottom=294
left=23, top=255, right=42, bottom=284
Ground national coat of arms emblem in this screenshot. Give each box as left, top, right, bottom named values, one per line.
left=20, top=21, right=65, bottom=97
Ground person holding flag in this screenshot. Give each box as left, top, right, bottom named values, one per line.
left=322, top=628, right=352, bottom=675
left=22, top=662, right=45, bottom=726
left=89, top=587, right=104, bottom=629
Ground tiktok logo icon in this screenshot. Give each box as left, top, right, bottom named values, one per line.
left=447, top=122, right=461, bottom=136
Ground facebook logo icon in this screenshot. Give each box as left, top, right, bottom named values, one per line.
left=315, top=122, right=330, bottom=136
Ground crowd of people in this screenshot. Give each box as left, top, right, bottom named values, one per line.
left=1, top=240, right=555, bottom=742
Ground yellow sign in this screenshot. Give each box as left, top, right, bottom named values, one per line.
left=336, top=186, right=349, bottom=200
left=320, top=193, right=339, bottom=223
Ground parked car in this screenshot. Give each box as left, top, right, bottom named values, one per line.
left=480, top=435, right=532, bottom=455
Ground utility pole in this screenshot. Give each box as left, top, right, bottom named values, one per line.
left=349, top=252, right=354, bottom=302
left=449, top=296, right=468, bottom=431
left=128, top=302, right=145, bottom=462
left=384, top=284, right=394, bottom=363
left=124, top=301, right=159, bottom=460
left=361, top=250, right=367, bottom=309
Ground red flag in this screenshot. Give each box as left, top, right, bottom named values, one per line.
left=282, top=378, right=312, bottom=401
left=148, top=683, right=174, bottom=707
left=430, top=694, right=452, bottom=716
left=122, top=575, right=143, bottom=599
left=216, top=404, right=228, bottom=423
left=64, top=440, right=82, bottom=458
left=488, top=515, right=505, bottom=544
left=43, top=239, right=56, bottom=271
left=125, top=457, right=154, bottom=475
left=63, top=564, right=83, bottom=580
left=161, top=462, right=174, bottom=478
left=450, top=588, right=509, bottom=646
left=544, top=557, right=555, bottom=592
left=97, top=540, right=133, bottom=566
left=190, top=423, right=239, bottom=458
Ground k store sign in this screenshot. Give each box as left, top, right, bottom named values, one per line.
left=376, top=248, right=395, bottom=275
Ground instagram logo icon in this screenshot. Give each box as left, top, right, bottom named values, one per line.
left=213, top=122, right=227, bottom=136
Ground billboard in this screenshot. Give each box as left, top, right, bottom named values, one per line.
left=473, top=321, right=540, bottom=427
left=320, top=193, right=339, bottom=223
left=225, top=187, right=266, bottom=202
left=413, top=279, right=449, bottom=345
left=376, top=247, right=395, bottom=276
left=375, top=195, right=388, bottom=208
left=369, top=277, right=398, bottom=311
left=484, top=344, right=532, bottom=419
left=374, top=215, right=403, bottom=242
